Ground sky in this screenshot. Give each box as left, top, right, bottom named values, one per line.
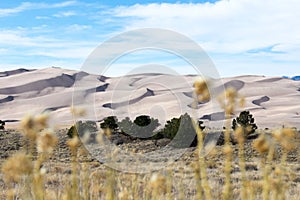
left=0, top=0, right=299, bottom=77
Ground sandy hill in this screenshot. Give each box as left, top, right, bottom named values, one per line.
left=0, top=67, right=299, bottom=129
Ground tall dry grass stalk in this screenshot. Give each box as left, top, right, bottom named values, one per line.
left=218, top=87, right=238, bottom=200
left=2, top=113, right=58, bottom=199
left=234, top=126, right=248, bottom=199
left=193, top=79, right=212, bottom=200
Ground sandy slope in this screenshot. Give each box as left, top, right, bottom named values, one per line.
left=0, top=67, right=299, bottom=129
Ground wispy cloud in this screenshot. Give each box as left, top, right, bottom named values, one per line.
left=0, top=0, right=299, bottom=76
left=0, top=1, right=78, bottom=17
left=53, top=11, right=77, bottom=18
left=66, top=24, right=91, bottom=31
left=109, top=0, right=300, bottom=54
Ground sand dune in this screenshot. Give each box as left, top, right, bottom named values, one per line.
left=223, top=80, right=245, bottom=91
left=0, top=68, right=34, bottom=77
left=103, top=88, right=155, bottom=109
left=0, top=67, right=299, bottom=129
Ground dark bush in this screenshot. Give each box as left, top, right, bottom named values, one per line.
left=67, top=121, right=98, bottom=138
left=100, top=116, right=119, bottom=132
left=118, top=115, right=160, bottom=139
left=0, top=120, right=5, bottom=130
left=158, top=113, right=205, bottom=147
left=232, top=110, right=257, bottom=137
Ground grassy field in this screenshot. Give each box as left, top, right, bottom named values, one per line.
left=0, top=127, right=299, bottom=200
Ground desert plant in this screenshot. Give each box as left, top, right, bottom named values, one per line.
left=100, top=116, right=119, bottom=132
left=118, top=115, right=160, bottom=139
left=67, top=120, right=97, bottom=138
left=232, top=110, right=257, bottom=137
left=0, top=120, right=5, bottom=130
left=158, top=113, right=205, bottom=147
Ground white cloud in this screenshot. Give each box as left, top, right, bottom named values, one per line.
left=66, top=24, right=91, bottom=31
left=27, top=47, right=94, bottom=59
left=35, top=16, right=51, bottom=20
left=110, top=0, right=300, bottom=55
left=53, top=11, right=77, bottom=18
left=0, top=1, right=78, bottom=17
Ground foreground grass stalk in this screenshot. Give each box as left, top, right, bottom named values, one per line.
left=132, top=174, right=139, bottom=200
left=33, top=154, right=46, bottom=199
left=235, top=127, right=247, bottom=200
left=195, top=125, right=212, bottom=200
left=223, top=114, right=233, bottom=200
left=82, top=163, right=90, bottom=200
left=193, top=79, right=212, bottom=200
left=263, top=144, right=274, bottom=200
left=273, top=128, right=296, bottom=200
left=219, top=88, right=239, bottom=200
left=106, top=169, right=116, bottom=200
left=166, top=169, right=173, bottom=200
left=192, top=158, right=203, bottom=200
left=66, top=136, right=80, bottom=199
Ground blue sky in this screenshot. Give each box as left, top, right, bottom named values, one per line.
left=0, top=0, right=299, bottom=77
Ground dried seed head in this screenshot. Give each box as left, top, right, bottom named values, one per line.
left=239, top=96, right=246, bottom=108
left=70, top=106, right=86, bottom=117
left=218, top=87, right=239, bottom=115
left=223, top=144, right=233, bottom=155
left=225, top=104, right=235, bottom=115
left=36, top=129, right=58, bottom=153
left=96, top=130, right=105, bottom=145
left=1, top=152, right=33, bottom=184
left=273, top=128, right=296, bottom=151
left=149, top=173, right=166, bottom=191
left=253, top=134, right=270, bottom=154
left=234, top=126, right=245, bottom=144
left=20, top=114, right=35, bottom=130
left=67, top=136, right=80, bottom=151
left=104, top=128, right=112, bottom=138
left=274, top=166, right=282, bottom=176
left=34, top=112, right=50, bottom=130
left=281, top=128, right=296, bottom=138
left=225, top=87, right=237, bottom=99
left=40, top=167, right=47, bottom=175
left=118, top=188, right=129, bottom=200
left=194, top=79, right=210, bottom=101
left=20, top=113, right=50, bottom=140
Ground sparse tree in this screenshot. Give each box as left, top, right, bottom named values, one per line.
left=0, top=120, right=5, bottom=130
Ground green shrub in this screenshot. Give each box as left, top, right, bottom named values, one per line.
left=232, top=110, right=257, bottom=136
left=67, top=121, right=98, bottom=138
left=118, top=115, right=160, bottom=139
left=158, top=113, right=205, bottom=147
left=100, top=116, right=119, bottom=132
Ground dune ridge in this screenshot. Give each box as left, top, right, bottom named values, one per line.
left=0, top=67, right=299, bottom=129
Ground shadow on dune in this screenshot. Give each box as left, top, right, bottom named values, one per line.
left=43, top=106, right=67, bottom=112
left=85, top=83, right=109, bottom=94
left=103, top=88, right=155, bottom=109
left=224, top=80, right=245, bottom=91
left=252, top=96, right=270, bottom=107
left=3, top=119, right=19, bottom=123
left=129, top=78, right=143, bottom=86
left=0, top=72, right=88, bottom=95
left=0, top=96, right=14, bottom=104
left=256, top=77, right=283, bottom=83
left=200, top=112, right=226, bottom=121
left=97, top=75, right=109, bottom=82
left=0, top=68, right=34, bottom=77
